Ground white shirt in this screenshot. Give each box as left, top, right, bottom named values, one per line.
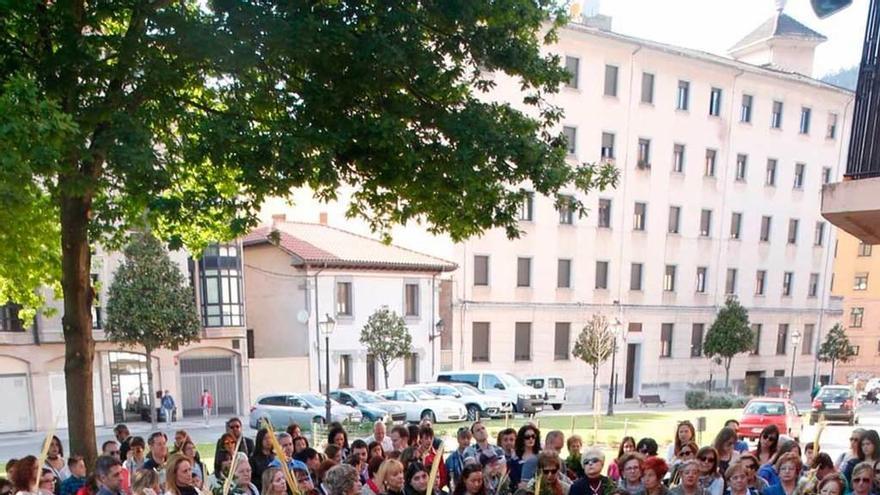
left=364, top=435, right=393, bottom=453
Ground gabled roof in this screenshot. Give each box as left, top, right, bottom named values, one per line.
left=241, top=222, right=457, bottom=273
left=729, top=13, right=827, bottom=53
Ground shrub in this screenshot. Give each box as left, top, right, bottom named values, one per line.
left=685, top=390, right=748, bottom=409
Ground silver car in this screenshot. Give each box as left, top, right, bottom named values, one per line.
left=408, top=383, right=512, bottom=420
left=249, top=392, right=363, bottom=430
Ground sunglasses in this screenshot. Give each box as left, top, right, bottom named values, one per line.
left=584, top=458, right=602, bottom=465
left=542, top=469, right=559, bottom=475
left=524, top=434, right=536, bottom=440
left=853, top=478, right=872, bottom=484
left=680, top=451, right=693, bottom=457
left=699, top=456, right=716, bottom=463
left=762, top=434, right=778, bottom=441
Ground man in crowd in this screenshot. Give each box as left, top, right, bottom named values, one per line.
left=102, top=441, right=120, bottom=459
left=59, top=456, right=86, bottom=495
left=416, top=425, right=448, bottom=489
left=365, top=421, right=392, bottom=452
left=215, top=417, right=255, bottom=457
left=446, top=427, right=472, bottom=490
left=464, top=421, right=504, bottom=462
left=113, top=424, right=132, bottom=461
left=142, top=432, right=168, bottom=472
left=497, top=428, right=517, bottom=460
left=389, top=425, right=410, bottom=454
left=95, top=455, right=125, bottom=495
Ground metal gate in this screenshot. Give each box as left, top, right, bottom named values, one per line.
left=179, top=355, right=240, bottom=417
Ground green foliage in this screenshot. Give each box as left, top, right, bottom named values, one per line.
left=104, top=231, right=201, bottom=353
left=818, top=323, right=856, bottom=368
left=684, top=390, right=748, bottom=410
left=359, top=306, right=413, bottom=388
left=703, top=298, right=753, bottom=388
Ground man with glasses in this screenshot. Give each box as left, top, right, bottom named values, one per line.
left=571, top=448, right=615, bottom=495
left=102, top=441, right=120, bottom=458
left=215, top=417, right=255, bottom=457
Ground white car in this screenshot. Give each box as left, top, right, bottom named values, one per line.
left=407, top=383, right=512, bottom=420
left=377, top=388, right=467, bottom=423
left=525, top=375, right=567, bottom=410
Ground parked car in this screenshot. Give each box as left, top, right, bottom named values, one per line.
left=249, top=392, right=363, bottom=429
left=811, top=385, right=859, bottom=425
left=377, top=388, right=467, bottom=423
left=436, top=370, right=544, bottom=413
left=330, top=389, right=408, bottom=422
left=406, top=383, right=512, bottom=420
left=524, top=375, right=567, bottom=410
left=737, top=397, right=803, bottom=441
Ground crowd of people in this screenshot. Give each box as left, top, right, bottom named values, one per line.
left=2, top=417, right=878, bottom=495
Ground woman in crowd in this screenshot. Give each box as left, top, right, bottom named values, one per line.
left=404, top=463, right=431, bottom=495
left=565, top=435, right=585, bottom=481
left=369, top=442, right=385, bottom=461
left=375, top=459, right=405, bottom=495
left=636, top=457, right=668, bottom=495
left=527, top=452, right=572, bottom=495
left=695, top=447, right=722, bottom=495
left=637, top=440, right=659, bottom=458
left=836, top=430, right=864, bottom=469
left=713, top=428, right=740, bottom=474
left=668, top=442, right=700, bottom=486
left=847, top=462, right=875, bottom=495
left=763, top=453, right=801, bottom=495
left=736, top=454, right=767, bottom=493
left=668, top=460, right=703, bottom=495
left=44, top=436, right=69, bottom=483
left=181, top=441, right=206, bottom=489
left=11, top=456, right=39, bottom=495
left=166, top=455, right=199, bottom=495
left=233, top=453, right=261, bottom=495
left=815, top=475, right=845, bottom=495
left=288, top=424, right=302, bottom=440
left=844, top=430, right=880, bottom=483
left=570, top=448, right=615, bottom=495
left=667, top=423, right=697, bottom=463
left=722, top=463, right=755, bottom=495
left=38, top=469, right=55, bottom=495
left=318, top=460, right=340, bottom=495
left=453, top=465, right=486, bottom=495
left=325, top=465, right=361, bottom=495
left=251, top=429, right=276, bottom=484
left=326, top=446, right=344, bottom=465
left=608, top=437, right=637, bottom=482
left=759, top=442, right=802, bottom=487
left=510, top=425, right=542, bottom=487
left=294, top=437, right=310, bottom=455
left=362, top=457, right=385, bottom=495
left=261, top=467, right=287, bottom=495
left=329, top=427, right=351, bottom=459
left=617, top=454, right=644, bottom=495
left=752, top=426, right=780, bottom=465
left=131, top=469, right=161, bottom=495
left=216, top=433, right=239, bottom=475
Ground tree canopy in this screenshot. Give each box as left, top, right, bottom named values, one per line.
left=703, top=297, right=753, bottom=389
left=818, top=323, right=856, bottom=381
left=359, top=306, right=413, bottom=389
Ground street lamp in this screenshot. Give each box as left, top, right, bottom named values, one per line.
left=319, top=314, right=336, bottom=424
left=429, top=319, right=444, bottom=378
left=607, top=318, right=622, bottom=416
left=789, top=329, right=802, bottom=396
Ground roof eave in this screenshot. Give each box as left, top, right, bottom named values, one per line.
left=297, top=258, right=458, bottom=273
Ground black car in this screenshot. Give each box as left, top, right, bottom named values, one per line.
left=810, top=385, right=858, bottom=425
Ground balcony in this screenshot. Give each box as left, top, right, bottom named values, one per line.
left=821, top=178, right=880, bottom=244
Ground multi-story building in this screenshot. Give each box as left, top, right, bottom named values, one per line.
left=0, top=244, right=249, bottom=433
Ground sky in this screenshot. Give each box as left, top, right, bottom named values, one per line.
left=592, top=0, right=868, bottom=78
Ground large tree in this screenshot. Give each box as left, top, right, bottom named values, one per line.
left=1, top=1, right=617, bottom=464
left=104, top=231, right=201, bottom=427
left=818, top=323, right=856, bottom=383
left=571, top=313, right=615, bottom=409
left=360, top=306, right=413, bottom=389
left=703, top=297, right=753, bottom=391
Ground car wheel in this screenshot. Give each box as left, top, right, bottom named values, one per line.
left=552, top=404, right=562, bottom=411
left=421, top=410, right=436, bottom=423
left=466, top=404, right=481, bottom=421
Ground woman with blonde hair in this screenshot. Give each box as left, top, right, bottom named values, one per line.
left=165, top=455, right=199, bottom=495
left=261, top=468, right=287, bottom=495
left=763, top=453, right=801, bottom=495
left=375, top=459, right=405, bottom=495
left=132, top=470, right=161, bottom=495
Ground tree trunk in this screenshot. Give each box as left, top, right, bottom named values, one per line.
left=724, top=357, right=732, bottom=391
left=60, top=193, right=97, bottom=467
left=383, top=364, right=390, bottom=389
left=591, top=366, right=599, bottom=410
left=830, top=359, right=836, bottom=383
left=146, top=347, right=156, bottom=428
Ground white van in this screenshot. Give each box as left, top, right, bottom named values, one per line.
left=435, top=370, right=544, bottom=414
left=524, top=376, right=567, bottom=410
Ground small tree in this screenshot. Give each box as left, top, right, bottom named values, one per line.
left=571, top=314, right=615, bottom=409
left=360, top=306, right=413, bottom=388
left=703, top=297, right=753, bottom=391
left=104, top=231, right=201, bottom=427
left=818, top=323, right=856, bottom=383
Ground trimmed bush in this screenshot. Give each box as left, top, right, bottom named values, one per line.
left=685, top=390, right=748, bottom=409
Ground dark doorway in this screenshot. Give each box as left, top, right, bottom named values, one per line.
left=744, top=371, right=765, bottom=396
left=625, top=343, right=639, bottom=399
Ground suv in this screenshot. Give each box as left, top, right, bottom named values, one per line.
left=436, top=370, right=543, bottom=414
left=811, top=385, right=858, bottom=425
left=525, top=376, right=567, bottom=410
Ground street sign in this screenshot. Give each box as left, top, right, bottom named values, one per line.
left=811, top=0, right=853, bottom=18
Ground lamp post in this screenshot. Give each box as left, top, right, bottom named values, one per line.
left=429, top=319, right=444, bottom=378
left=789, top=329, right=802, bottom=396
left=607, top=318, right=622, bottom=416
left=319, top=314, right=336, bottom=424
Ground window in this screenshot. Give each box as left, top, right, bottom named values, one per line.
left=735, top=154, right=748, bottom=181
left=802, top=324, right=814, bottom=355
left=823, top=167, right=832, bottom=184
left=760, top=216, right=772, bottom=242
left=709, top=87, right=722, bottom=116
left=628, top=322, right=643, bottom=333
left=339, top=354, right=352, bottom=387
left=700, top=209, right=712, bottom=237
left=794, top=163, right=806, bottom=189
left=787, top=218, right=799, bottom=245
left=638, top=138, right=651, bottom=169
left=91, top=273, right=103, bottom=329
left=859, top=242, right=873, bottom=257
left=677, top=80, right=690, bottom=111
left=598, top=199, right=612, bottom=228
left=741, top=94, right=753, bottom=123
left=564, top=56, right=579, bottom=89
left=518, top=192, right=534, bottom=221
left=668, top=206, right=681, bottom=234
left=691, top=324, right=705, bottom=357
left=557, top=259, right=572, bottom=288
left=853, top=345, right=861, bottom=356
left=771, top=101, right=783, bottom=129
left=660, top=323, right=674, bottom=357
left=827, top=113, right=838, bottom=139
left=755, top=270, right=767, bottom=296
left=604, top=65, right=619, bottom=97
left=473, top=255, right=489, bottom=286
left=851, top=307, right=864, bottom=328
left=336, top=281, right=353, bottom=316
left=725, top=268, right=738, bottom=295
left=563, top=126, right=577, bottom=155
left=809, top=273, right=820, bottom=298
left=514, top=322, right=532, bottom=361
left=751, top=324, right=762, bottom=355
left=404, top=282, right=420, bottom=317
left=766, top=159, right=777, bottom=186
left=855, top=273, right=869, bottom=291
left=776, top=324, right=789, bottom=355
left=664, top=265, right=677, bottom=292
left=800, top=107, right=811, bottom=134
left=696, top=267, right=708, bottom=293
left=814, top=222, right=825, bottom=247
left=601, top=132, right=615, bottom=160
left=630, top=263, right=644, bottom=291
left=595, top=261, right=609, bottom=289
left=633, top=202, right=647, bottom=231
left=730, top=212, right=743, bottom=240
left=705, top=149, right=717, bottom=177
left=554, top=323, right=571, bottom=360
left=472, top=322, right=490, bottom=362
left=0, top=303, right=24, bottom=332
left=641, top=72, right=655, bottom=104
left=404, top=353, right=419, bottom=384
left=199, top=243, right=244, bottom=327
left=672, top=144, right=686, bottom=173
left=558, top=196, right=574, bottom=225
left=782, top=272, right=794, bottom=296
left=516, top=257, right=531, bottom=287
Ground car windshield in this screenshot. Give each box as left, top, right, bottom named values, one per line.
left=548, top=378, right=565, bottom=388
left=500, top=373, right=524, bottom=388
left=527, top=379, right=545, bottom=388
left=818, top=388, right=852, bottom=400
left=744, top=401, right=785, bottom=416
left=300, top=393, right=326, bottom=408
left=350, top=390, right=384, bottom=404
left=412, top=389, right=437, bottom=400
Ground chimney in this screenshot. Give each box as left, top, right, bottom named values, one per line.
left=271, top=213, right=286, bottom=226
left=319, top=212, right=328, bottom=225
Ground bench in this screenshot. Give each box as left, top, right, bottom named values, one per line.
left=639, top=394, right=666, bottom=407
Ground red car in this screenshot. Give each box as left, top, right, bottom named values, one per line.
left=737, top=397, right=803, bottom=442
